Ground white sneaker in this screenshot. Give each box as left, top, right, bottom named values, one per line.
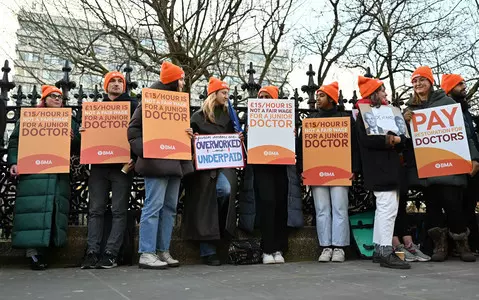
left=139, top=253, right=168, bottom=270
left=158, top=251, right=180, bottom=267
left=318, top=248, right=333, bottom=262
left=262, top=253, right=275, bottom=264
left=273, top=251, right=285, bottom=264
left=331, top=248, right=345, bottom=262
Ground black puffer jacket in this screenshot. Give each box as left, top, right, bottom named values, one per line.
left=127, top=81, right=194, bottom=177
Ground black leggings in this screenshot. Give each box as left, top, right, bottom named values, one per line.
left=253, top=164, right=288, bottom=254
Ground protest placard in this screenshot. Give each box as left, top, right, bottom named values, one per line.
left=80, top=102, right=131, bottom=164
left=194, top=134, right=244, bottom=170
left=358, top=104, right=409, bottom=138
left=17, top=108, right=71, bottom=174
left=411, top=103, right=471, bottom=178
left=247, top=99, right=295, bottom=165
left=142, top=88, right=191, bottom=160
left=302, top=117, right=352, bottom=186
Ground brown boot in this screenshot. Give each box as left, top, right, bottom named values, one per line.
left=450, top=229, right=476, bottom=262
left=428, top=227, right=448, bottom=262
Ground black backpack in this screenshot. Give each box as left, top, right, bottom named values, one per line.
left=227, top=239, right=262, bottom=265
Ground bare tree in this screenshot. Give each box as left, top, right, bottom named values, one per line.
left=15, top=0, right=257, bottom=92
left=342, top=0, right=464, bottom=105
left=296, top=0, right=374, bottom=86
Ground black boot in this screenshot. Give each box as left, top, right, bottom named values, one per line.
left=450, top=229, right=476, bottom=262
left=202, top=254, right=221, bottom=266
left=428, top=227, right=448, bottom=262
left=30, top=255, right=47, bottom=271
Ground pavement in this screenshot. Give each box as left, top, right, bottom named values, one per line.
left=0, top=260, right=478, bottom=300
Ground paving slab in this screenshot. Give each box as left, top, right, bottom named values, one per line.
left=1, top=260, right=478, bottom=300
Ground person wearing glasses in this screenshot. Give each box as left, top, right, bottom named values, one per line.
left=7, top=85, right=81, bottom=270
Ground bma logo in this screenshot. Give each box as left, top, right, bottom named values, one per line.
left=160, top=144, right=176, bottom=150
left=35, top=160, right=52, bottom=165
left=435, top=162, right=453, bottom=169
left=319, top=172, right=335, bottom=177
left=263, top=151, right=279, bottom=156
left=97, top=151, right=114, bottom=156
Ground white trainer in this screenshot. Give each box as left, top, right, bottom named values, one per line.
left=318, top=248, right=333, bottom=262
left=273, top=251, right=285, bottom=264
left=331, top=248, right=345, bottom=262
left=139, top=253, right=168, bottom=270
left=262, top=253, right=275, bottom=264
left=158, top=251, right=180, bottom=267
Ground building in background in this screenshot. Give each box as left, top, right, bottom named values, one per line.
left=13, top=10, right=291, bottom=107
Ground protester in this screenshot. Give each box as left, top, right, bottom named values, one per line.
left=81, top=71, right=138, bottom=269
left=7, top=85, right=81, bottom=270
left=355, top=76, right=410, bottom=269
left=297, top=82, right=360, bottom=263
left=441, top=73, right=479, bottom=255
left=127, top=61, right=194, bottom=269
left=403, top=66, right=478, bottom=262
left=240, top=86, right=303, bottom=265
left=182, top=77, right=242, bottom=266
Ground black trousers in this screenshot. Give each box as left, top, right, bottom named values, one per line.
left=465, top=175, right=479, bottom=251
left=393, top=193, right=411, bottom=238
left=253, top=164, right=288, bottom=254
left=425, top=185, right=466, bottom=234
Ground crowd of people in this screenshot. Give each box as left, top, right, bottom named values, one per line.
left=6, top=62, right=479, bottom=271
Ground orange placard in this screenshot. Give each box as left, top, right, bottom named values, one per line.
left=80, top=102, right=131, bottom=164
left=17, top=108, right=71, bottom=174
left=142, top=88, right=191, bottom=160
left=411, top=104, right=471, bottom=178
left=302, top=117, right=352, bottom=186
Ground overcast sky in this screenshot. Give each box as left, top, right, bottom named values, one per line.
left=0, top=0, right=361, bottom=106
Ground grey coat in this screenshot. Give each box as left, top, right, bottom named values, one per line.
left=405, top=89, right=479, bottom=187
left=238, top=164, right=304, bottom=233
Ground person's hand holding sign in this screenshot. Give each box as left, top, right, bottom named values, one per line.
left=238, top=132, right=244, bottom=142
left=186, top=128, right=194, bottom=139
left=10, top=165, right=18, bottom=177
left=471, top=160, right=479, bottom=177
left=403, top=110, right=414, bottom=123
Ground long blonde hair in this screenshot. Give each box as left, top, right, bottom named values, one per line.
left=412, top=86, right=434, bottom=105
left=201, top=92, right=227, bottom=123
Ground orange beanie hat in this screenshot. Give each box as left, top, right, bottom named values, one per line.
left=41, top=85, right=62, bottom=101
left=441, top=74, right=464, bottom=94
left=160, top=61, right=185, bottom=85
left=103, top=71, right=126, bottom=92
left=411, top=66, right=434, bottom=84
left=358, top=76, right=383, bottom=99
left=207, top=77, right=229, bottom=95
left=258, top=86, right=279, bottom=99
left=317, top=81, right=339, bottom=103
left=39, top=85, right=63, bottom=107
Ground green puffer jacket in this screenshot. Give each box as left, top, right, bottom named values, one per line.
left=7, top=117, right=81, bottom=248
left=405, top=89, right=479, bottom=187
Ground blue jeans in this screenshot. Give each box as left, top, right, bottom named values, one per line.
left=139, top=176, right=181, bottom=253
left=311, top=186, right=350, bottom=247
left=200, top=171, right=230, bottom=257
